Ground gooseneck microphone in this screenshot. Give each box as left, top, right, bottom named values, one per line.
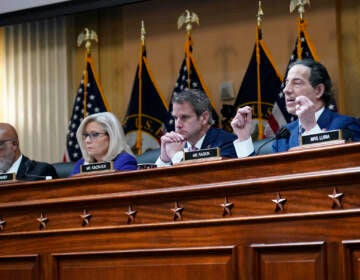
left=255, top=127, right=291, bottom=155
left=23, top=160, right=52, bottom=180
left=340, top=128, right=353, bottom=142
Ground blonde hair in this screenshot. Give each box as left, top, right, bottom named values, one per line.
left=76, top=112, right=134, bottom=162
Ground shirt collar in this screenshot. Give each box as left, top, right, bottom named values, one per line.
left=299, top=106, right=325, bottom=126
left=186, top=135, right=206, bottom=151
left=6, top=154, right=23, bottom=174
left=315, top=106, right=325, bottom=121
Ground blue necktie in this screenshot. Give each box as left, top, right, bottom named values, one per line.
left=300, top=126, right=305, bottom=134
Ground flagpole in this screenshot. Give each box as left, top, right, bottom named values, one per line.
left=77, top=28, right=98, bottom=118
left=256, top=1, right=264, bottom=139
left=290, top=0, right=311, bottom=59
left=178, top=10, right=200, bottom=88
left=135, top=21, right=146, bottom=155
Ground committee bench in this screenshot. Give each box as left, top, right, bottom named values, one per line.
left=0, top=142, right=359, bottom=279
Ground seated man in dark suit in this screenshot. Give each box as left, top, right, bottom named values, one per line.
left=231, top=59, right=360, bottom=155
left=156, top=89, right=237, bottom=166
left=0, top=123, right=58, bottom=180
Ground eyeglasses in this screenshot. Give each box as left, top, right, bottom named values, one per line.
left=81, top=132, right=108, bottom=141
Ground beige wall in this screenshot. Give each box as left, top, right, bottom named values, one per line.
left=0, top=28, right=3, bottom=121
left=337, top=0, right=360, bottom=117
left=66, top=0, right=359, bottom=121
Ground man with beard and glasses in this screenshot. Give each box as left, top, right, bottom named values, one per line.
left=0, top=123, right=58, bottom=181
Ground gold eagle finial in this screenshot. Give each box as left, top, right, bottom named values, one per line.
left=177, top=10, right=200, bottom=33
left=141, top=20, right=146, bottom=44
left=290, top=0, right=310, bottom=20
left=77, top=28, right=98, bottom=53
left=257, top=1, right=264, bottom=27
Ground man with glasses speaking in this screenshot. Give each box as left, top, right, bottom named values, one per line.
left=69, top=112, right=137, bottom=176
left=0, top=123, right=58, bottom=181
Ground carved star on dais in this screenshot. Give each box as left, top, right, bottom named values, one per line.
left=272, top=192, right=287, bottom=212
left=171, top=201, right=184, bottom=221
left=125, top=205, right=137, bottom=224
left=80, top=209, right=92, bottom=226
left=0, top=216, right=6, bottom=231
left=328, top=188, right=344, bottom=209
left=37, top=212, right=48, bottom=230
left=220, top=196, right=234, bottom=217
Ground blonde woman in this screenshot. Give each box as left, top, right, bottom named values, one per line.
left=69, top=112, right=137, bottom=176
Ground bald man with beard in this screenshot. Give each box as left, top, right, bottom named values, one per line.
left=0, top=123, right=58, bottom=181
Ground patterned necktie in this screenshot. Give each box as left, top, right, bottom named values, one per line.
left=299, top=124, right=305, bottom=135
left=189, top=145, right=198, bottom=151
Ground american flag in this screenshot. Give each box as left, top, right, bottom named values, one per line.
left=64, top=54, right=110, bottom=162
left=268, top=19, right=337, bottom=135
left=166, top=34, right=219, bottom=131
left=231, top=26, right=282, bottom=140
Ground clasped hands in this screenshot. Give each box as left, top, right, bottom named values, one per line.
left=160, top=132, right=186, bottom=162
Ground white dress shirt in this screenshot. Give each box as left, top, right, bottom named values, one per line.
left=2, top=154, right=23, bottom=174
left=233, top=107, right=325, bottom=157
left=155, top=135, right=205, bottom=167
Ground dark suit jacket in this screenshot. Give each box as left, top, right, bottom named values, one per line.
left=200, top=127, right=237, bottom=158
left=273, top=109, right=360, bottom=152
left=16, top=155, right=58, bottom=181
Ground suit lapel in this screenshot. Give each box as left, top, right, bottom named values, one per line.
left=317, top=109, right=331, bottom=130
left=289, top=120, right=300, bottom=147
left=201, top=127, right=215, bottom=149
left=16, top=156, right=29, bottom=179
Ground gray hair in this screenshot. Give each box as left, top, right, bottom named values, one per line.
left=76, top=112, right=134, bottom=162
left=172, top=89, right=213, bottom=125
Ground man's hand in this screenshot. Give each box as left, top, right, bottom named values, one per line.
left=160, top=132, right=186, bottom=162
left=295, top=96, right=317, bottom=131
left=231, top=106, right=253, bottom=141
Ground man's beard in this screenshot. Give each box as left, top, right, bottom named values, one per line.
left=0, top=154, right=15, bottom=173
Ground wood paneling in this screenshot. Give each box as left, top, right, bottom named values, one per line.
left=336, top=0, right=360, bottom=116
left=0, top=143, right=359, bottom=279
left=252, top=242, right=326, bottom=280
left=66, top=0, right=360, bottom=121
left=342, top=240, right=360, bottom=279
left=0, top=255, right=39, bottom=280
left=53, top=247, right=236, bottom=280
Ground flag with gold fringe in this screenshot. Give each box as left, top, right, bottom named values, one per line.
left=64, top=53, right=110, bottom=162
left=167, top=33, right=219, bottom=131
left=232, top=25, right=282, bottom=140
left=268, top=18, right=337, bottom=135
left=123, top=32, right=170, bottom=155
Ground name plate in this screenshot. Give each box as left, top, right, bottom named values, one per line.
left=81, top=162, right=113, bottom=173
left=184, top=147, right=220, bottom=161
left=300, top=129, right=343, bottom=146
left=0, top=173, right=16, bottom=183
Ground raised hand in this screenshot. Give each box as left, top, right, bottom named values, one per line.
left=294, top=95, right=317, bottom=131
left=231, top=106, right=253, bottom=141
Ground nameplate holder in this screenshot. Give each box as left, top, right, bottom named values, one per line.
left=290, top=129, right=346, bottom=151
left=300, top=129, right=345, bottom=146
left=0, top=173, right=16, bottom=183
left=183, top=147, right=221, bottom=162
left=81, top=162, right=113, bottom=173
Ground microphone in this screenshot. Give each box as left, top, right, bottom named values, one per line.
left=23, top=160, right=52, bottom=180
left=340, top=128, right=353, bottom=142
left=255, top=127, right=290, bottom=155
